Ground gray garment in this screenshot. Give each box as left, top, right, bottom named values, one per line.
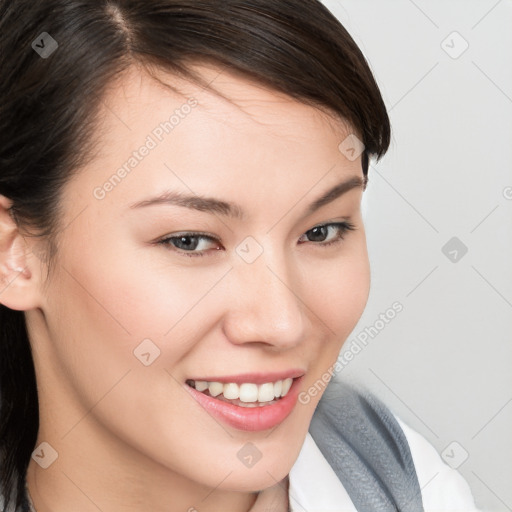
left=309, top=380, right=424, bottom=511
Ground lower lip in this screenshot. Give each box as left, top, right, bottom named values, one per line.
left=184, top=377, right=303, bottom=432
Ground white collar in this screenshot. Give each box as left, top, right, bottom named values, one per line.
left=288, top=432, right=357, bottom=512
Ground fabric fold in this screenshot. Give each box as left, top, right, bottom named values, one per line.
left=308, top=380, right=424, bottom=511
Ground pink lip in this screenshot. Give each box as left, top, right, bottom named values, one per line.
left=187, top=369, right=305, bottom=385
left=184, top=376, right=304, bottom=431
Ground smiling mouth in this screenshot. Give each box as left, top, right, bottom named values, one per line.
left=185, top=378, right=294, bottom=408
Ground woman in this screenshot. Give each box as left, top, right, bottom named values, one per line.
left=0, top=1, right=479, bottom=511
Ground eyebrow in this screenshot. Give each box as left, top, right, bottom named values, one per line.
left=128, top=175, right=366, bottom=218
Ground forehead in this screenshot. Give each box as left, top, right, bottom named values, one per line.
left=59, top=63, right=361, bottom=225
left=97, top=62, right=352, bottom=147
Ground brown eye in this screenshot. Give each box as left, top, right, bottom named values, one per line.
left=306, top=225, right=329, bottom=242
left=298, top=222, right=356, bottom=246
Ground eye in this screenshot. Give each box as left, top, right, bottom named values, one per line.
left=158, top=232, right=222, bottom=257
left=298, top=221, right=356, bottom=247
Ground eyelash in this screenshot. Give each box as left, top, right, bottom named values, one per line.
left=157, top=221, right=357, bottom=258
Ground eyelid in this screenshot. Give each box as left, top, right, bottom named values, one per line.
left=161, top=230, right=219, bottom=241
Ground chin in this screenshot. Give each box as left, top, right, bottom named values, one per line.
left=221, top=462, right=292, bottom=492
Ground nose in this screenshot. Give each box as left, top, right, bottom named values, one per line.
left=222, top=249, right=308, bottom=350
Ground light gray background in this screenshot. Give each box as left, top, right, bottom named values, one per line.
left=322, top=1, right=512, bottom=510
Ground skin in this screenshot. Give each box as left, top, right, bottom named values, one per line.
left=0, top=63, right=370, bottom=512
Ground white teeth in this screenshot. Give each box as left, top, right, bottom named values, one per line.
left=195, top=380, right=209, bottom=392
left=274, top=380, right=283, bottom=398
left=192, top=378, right=295, bottom=403
left=258, top=382, right=275, bottom=402
left=239, top=383, right=259, bottom=402
left=281, top=378, right=293, bottom=396
left=223, top=383, right=239, bottom=400
left=208, top=381, right=223, bottom=397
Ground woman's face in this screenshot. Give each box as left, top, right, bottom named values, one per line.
left=28, top=64, right=370, bottom=495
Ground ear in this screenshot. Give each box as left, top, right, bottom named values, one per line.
left=0, top=194, right=43, bottom=311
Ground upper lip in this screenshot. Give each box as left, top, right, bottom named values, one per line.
left=187, top=369, right=305, bottom=385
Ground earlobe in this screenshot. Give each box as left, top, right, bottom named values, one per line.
left=0, top=194, right=42, bottom=311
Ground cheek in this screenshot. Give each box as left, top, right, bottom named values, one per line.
left=306, top=236, right=370, bottom=339
left=299, top=234, right=370, bottom=392
left=42, top=233, right=232, bottom=423
left=52, top=232, right=231, bottom=347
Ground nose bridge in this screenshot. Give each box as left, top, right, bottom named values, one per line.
left=225, top=244, right=306, bottom=347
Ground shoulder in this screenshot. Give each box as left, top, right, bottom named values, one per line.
left=395, top=416, right=480, bottom=511
left=309, top=381, right=481, bottom=511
